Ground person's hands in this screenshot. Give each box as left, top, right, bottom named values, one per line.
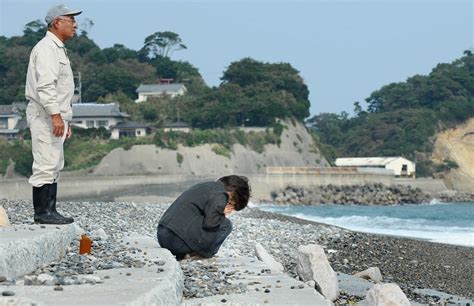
left=51, top=113, right=64, bottom=137
left=66, top=125, right=72, bottom=139
left=224, top=203, right=235, bottom=216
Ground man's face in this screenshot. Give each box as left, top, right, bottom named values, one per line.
left=55, top=16, right=77, bottom=41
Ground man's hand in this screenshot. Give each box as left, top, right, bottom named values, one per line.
left=66, top=125, right=72, bottom=139
left=51, top=113, right=64, bottom=137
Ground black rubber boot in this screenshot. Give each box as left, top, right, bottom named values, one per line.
left=33, top=184, right=73, bottom=224
left=49, top=183, right=74, bottom=224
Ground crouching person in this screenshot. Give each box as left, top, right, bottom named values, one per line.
left=157, top=175, right=251, bottom=260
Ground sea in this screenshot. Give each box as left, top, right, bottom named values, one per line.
left=257, top=202, right=474, bottom=247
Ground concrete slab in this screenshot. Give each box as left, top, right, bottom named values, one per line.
left=0, top=224, right=76, bottom=279
left=182, top=253, right=331, bottom=306
left=0, top=236, right=183, bottom=306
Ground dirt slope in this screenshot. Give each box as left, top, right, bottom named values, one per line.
left=432, top=118, right=474, bottom=192
left=91, top=120, right=329, bottom=176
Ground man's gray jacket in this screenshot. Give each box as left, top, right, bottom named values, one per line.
left=158, top=181, right=229, bottom=257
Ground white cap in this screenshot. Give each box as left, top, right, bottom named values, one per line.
left=45, top=4, right=82, bottom=25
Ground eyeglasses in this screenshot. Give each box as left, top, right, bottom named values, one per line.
left=58, top=17, right=76, bottom=24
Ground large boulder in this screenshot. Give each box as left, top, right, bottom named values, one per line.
left=255, top=243, right=284, bottom=273
left=0, top=205, right=10, bottom=227
left=296, top=244, right=339, bottom=301
left=364, top=283, right=410, bottom=306
left=354, top=267, right=383, bottom=283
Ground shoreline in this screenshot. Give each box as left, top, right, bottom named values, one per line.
left=238, top=207, right=474, bottom=301
left=1, top=199, right=473, bottom=304
left=252, top=202, right=474, bottom=248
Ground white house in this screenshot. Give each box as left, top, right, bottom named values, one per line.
left=162, top=120, right=191, bottom=133
left=0, top=104, right=26, bottom=140
left=71, top=103, right=129, bottom=129
left=135, top=83, right=187, bottom=102
left=110, top=121, right=151, bottom=139
left=335, top=157, right=416, bottom=177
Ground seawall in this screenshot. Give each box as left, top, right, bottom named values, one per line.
left=0, top=172, right=446, bottom=203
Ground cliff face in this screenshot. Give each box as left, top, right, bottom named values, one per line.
left=91, top=120, right=329, bottom=176
left=432, top=118, right=474, bottom=192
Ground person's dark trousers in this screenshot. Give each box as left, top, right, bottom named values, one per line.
left=157, top=225, right=193, bottom=260
left=209, top=218, right=233, bottom=257
left=33, top=183, right=74, bottom=224
left=157, top=219, right=233, bottom=260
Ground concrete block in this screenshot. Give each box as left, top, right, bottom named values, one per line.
left=254, top=242, right=284, bottom=273
left=0, top=236, right=183, bottom=306
left=0, top=224, right=76, bottom=279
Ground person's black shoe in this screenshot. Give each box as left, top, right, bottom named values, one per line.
left=48, top=183, right=74, bottom=224
left=34, top=213, right=73, bottom=224
left=32, top=184, right=74, bottom=225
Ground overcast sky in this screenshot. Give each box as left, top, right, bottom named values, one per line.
left=1, top=0, right=472, bottom=117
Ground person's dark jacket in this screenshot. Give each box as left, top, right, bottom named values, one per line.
left=158, top=181, right=229, bottom=257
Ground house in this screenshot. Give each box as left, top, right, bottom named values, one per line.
left=71, top=103, right=129, bottom=130
left=110, top=121, right=151, bottom=139
left=135, top=83, right=187, bottom=102
left=162, top=120, right=191, bottom=133
left=335, top=157, right=416, bottom=177
left=0, top=104, right=26, bottom=140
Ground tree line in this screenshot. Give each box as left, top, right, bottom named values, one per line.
left=307, top=51, right=474, bottom=176
left=0, top=20, right=310, bottom=128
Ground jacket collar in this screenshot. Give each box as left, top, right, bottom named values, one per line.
left=46, top=31, right=65, bottom=48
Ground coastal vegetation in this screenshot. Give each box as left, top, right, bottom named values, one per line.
left=307, top=51, right=474, bottom=176
left=0, top=20, right=472, bottom=179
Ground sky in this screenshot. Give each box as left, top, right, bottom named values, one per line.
left=0, top=0, right=472, bottom=117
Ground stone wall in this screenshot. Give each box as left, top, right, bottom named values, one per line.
left=270, top=184, right=474, bottom=205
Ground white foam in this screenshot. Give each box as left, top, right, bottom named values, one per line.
left=291, top=214, right=474, bottom=247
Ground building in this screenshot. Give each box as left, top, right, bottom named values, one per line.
left=135, top=83, right=187, bottom=102
left=335, top=157, right=416, bottom=177
left=71, top=103, right=129, bottom=129
left=162, top=120, right=191, bottom=133
left=0, top=104, right=26, bottom=140
left=110, top=121, right=151, bottom=139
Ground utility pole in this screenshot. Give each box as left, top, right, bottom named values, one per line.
left=73, top=72, right=82, bottom=103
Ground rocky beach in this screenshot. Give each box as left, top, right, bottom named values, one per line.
left=1, top=199, right=473, bottom=305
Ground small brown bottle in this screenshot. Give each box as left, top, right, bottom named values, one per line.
left=79, top=234, right=92, bottom=255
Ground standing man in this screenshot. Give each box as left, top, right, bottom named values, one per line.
left=25, top=4, right=82, bottom=224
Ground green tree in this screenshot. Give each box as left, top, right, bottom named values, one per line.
left=141, top=31, right=187, bottom=59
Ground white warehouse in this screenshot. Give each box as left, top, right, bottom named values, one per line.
left=335, top=157, right=416, bottom=177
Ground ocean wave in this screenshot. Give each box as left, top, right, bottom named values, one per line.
left=274, top=212, right=474, bottom=247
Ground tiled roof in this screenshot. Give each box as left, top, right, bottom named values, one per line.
left=136, top=83, right=186, bottom=93
left=163, top=121, right=191, bottom=128
left=0, top=105, right=21, bottom=116
left=72, top=103, right=129, bottom=118
left=111, top=121, right=150, bottom=129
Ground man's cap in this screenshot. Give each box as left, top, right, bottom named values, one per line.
left=45, top=4, right=82, bottom=25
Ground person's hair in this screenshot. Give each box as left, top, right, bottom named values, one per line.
left=218, top=175, right=251, bottom=211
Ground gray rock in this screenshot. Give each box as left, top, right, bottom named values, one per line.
left=37, top=273, right=56, bottom=286
left=363, top=283, right=410, bottom=306
left=296, top=244, right=339, bottom=301
left=354, top=267, right=383, bottom=283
